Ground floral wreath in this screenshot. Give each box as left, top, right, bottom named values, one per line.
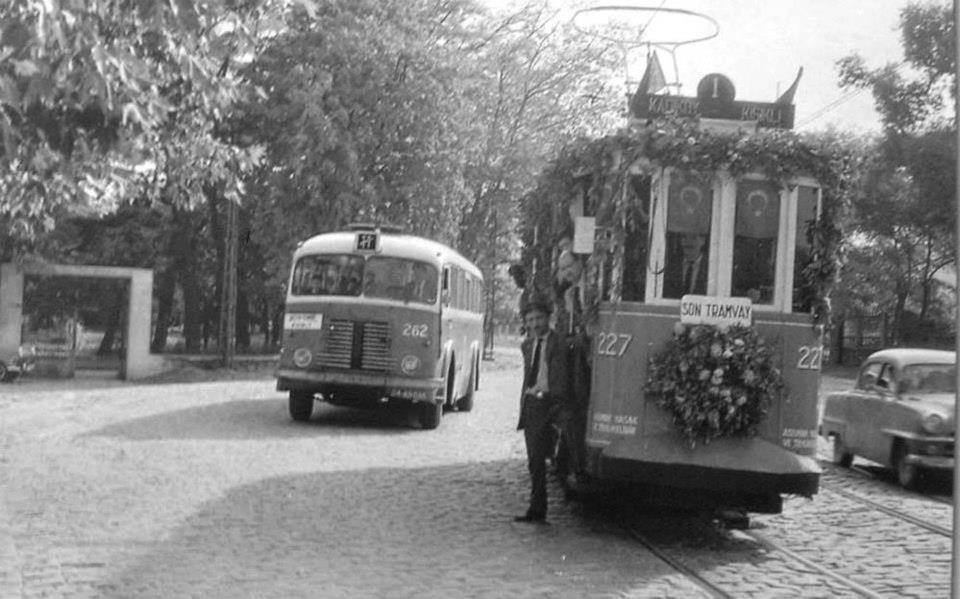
left=645, top=322, right=784, bottom=445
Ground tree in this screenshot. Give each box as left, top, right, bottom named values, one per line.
left=834, top=0, right=956, bottom=348
left=0, top=0, right=310, bottom=256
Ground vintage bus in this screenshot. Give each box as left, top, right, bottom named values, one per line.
left=276, top=224, right=484, bottom=429
left=517, top=72, right=853, bottom=520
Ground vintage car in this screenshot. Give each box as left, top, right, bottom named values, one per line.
left=821, top=348, right=955, bottom=489
left=0, top=346, right=36, bottom=383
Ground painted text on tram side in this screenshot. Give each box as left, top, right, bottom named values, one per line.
left=592, top=412, right=638, bottom=435
left=781, top=427, right=818, bottom=450
left=796, top=345, right=824, bottom=370
left=595, top=333, right=633, bottom=357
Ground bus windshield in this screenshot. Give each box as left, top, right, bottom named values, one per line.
left=291, top=253, right=438, bottom=304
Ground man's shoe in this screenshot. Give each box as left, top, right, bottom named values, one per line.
left=514, top=512, right=546, bottom=523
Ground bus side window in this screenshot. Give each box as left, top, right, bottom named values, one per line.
left=442, top=267, right=451, bottom=305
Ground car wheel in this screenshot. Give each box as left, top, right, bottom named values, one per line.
left=832, top=435, right=854, bottom=468
left=288, top=390, right=314, bottom=422
left=418, top=400, right=442, bottom=430
left=0, top=362, right=8, bottom=382
left=456, top=363, right=475, bottom=412
left=892, top=443, right=919, bottom=490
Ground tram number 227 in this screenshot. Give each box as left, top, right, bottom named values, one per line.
left=596, top=333, right=633, bottom=357
left=797, top=345, right=824, bottom=371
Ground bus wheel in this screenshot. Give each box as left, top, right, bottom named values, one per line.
left=289, top=391, right=314, bottom=422
left=419, top=400, right=442, bottom=430
left=456, top=365, right=475, bottom=412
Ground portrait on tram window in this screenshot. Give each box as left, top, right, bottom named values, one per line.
left=732, top=180, right=780, bottom=304
left=663, top=175, right=712, bottom=299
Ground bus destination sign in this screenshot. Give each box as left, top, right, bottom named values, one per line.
left=355, top=232, right=380, bottom=252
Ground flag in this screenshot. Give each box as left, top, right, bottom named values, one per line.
left=636, top=51, right=667, bottom=95
left=776, top=67, right=803, bottom=104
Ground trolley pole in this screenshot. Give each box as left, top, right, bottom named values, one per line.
left=953, top=3, right=960, bottom=597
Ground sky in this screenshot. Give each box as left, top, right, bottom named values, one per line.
left=487, top=0, right=913, bottom=133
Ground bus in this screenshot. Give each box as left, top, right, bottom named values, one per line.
left=276, top=224, right=484, bottom=429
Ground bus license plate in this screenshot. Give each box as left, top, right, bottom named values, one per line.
left=284, top=313, right=324, bottom=330
left=389, top=388, right=429, bottom=401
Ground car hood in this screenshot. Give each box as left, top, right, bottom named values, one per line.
left=904, top=393, right=956, bottom=432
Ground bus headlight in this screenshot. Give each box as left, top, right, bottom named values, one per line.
left=921, top=413, right=944, bottom=435
left=401, top=355, right=420, bottom=374
left=293, top=348, right=313, bottom=368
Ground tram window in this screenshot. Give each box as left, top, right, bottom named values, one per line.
left=793, top=185, right=819, bottom=313
left=622, top=175, right=650, bottom=302
left=663, top=176, right=712, bottom=299
left=732, top=181, right=780, bottom=304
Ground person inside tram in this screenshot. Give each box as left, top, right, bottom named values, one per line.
left=664, top=232, right=708, bottom=298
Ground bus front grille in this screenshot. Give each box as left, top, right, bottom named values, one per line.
left=316, top=319, right=392, bottom=371
left=360, top=321, right=392, bottom=370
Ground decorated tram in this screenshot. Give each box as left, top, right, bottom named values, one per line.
left=517, top=69, right=854, bottom=517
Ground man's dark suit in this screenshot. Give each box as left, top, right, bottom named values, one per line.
left=517, top=330, right=568, bottom=518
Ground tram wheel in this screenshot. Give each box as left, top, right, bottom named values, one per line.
left=288, top=390, right=314, bottom=422
left=418, top=400, right=442, bottom=430
left=892, top=443, right=919, bottom=490
left=832, top=435, right=854, bottom=468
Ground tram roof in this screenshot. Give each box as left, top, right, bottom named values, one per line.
left=295, top=230, right=482, bottom=278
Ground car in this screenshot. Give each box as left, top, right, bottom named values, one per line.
left=820, top=348, right=955, bottom=489
left=0, top=346, right=36, bottom=383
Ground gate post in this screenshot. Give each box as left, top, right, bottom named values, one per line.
left=0, top=263, right=24, bottom=357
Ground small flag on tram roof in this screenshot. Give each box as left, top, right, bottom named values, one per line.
left=637, top=50, right=667, bottom=95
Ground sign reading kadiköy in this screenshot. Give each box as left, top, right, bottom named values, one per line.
left=680, top=295, right=753, bottom=327
left=630, top=72, right=796, bottom=129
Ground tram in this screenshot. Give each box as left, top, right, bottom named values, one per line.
left=517, top=70, right=853, bottom=517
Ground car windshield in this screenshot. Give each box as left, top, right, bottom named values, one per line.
left=900, top=364, right=956, bottom=394
left=291, top=253, right=438, bottom=304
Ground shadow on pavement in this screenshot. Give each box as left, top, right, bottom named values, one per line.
left=83, top=398, right=457, bottom=441
left=98, top=460, right=690, bottom=598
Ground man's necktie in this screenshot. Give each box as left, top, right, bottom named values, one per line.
left=526, top=337, right=542, bottom=389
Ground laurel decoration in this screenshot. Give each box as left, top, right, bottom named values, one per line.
left=645, top=322, right=784, bottom=445
left=517, top=117, right=860, bottom=325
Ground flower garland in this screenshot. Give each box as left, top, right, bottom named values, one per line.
left=645, top=323, right=784, bottom=445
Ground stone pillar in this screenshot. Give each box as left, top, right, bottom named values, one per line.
left=125, top=269, right=156, bottom=380
left=0, top=264, right=24, bottom=356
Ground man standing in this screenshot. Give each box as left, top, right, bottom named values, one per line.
left=515, top=298, right=568, bottom=524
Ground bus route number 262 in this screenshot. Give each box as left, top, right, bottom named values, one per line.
left=403, top=323, right=429, bottom=338
left=596, top=332, right=633, bottom=357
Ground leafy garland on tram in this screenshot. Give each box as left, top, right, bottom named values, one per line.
left=518, top=118, right=856, bottom=325
left=517, top=118, right=858, bottom=443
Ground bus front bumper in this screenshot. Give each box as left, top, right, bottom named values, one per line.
left=276, top=368, right=444, bottom=402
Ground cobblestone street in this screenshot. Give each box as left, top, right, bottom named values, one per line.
left=0, top=348, right=704, bottom=598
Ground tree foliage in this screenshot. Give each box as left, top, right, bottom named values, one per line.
left=834, top=0, right=956, bottom=347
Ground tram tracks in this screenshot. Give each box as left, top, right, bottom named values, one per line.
left=612, top=467, right=953, bottom=598
left=624, top=515, right=887, bottom=598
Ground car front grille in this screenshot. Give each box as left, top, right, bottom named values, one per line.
left=316, top=319, right=392, bottom=371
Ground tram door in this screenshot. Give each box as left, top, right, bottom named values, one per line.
left=586, top=170, right=823, bottom=462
